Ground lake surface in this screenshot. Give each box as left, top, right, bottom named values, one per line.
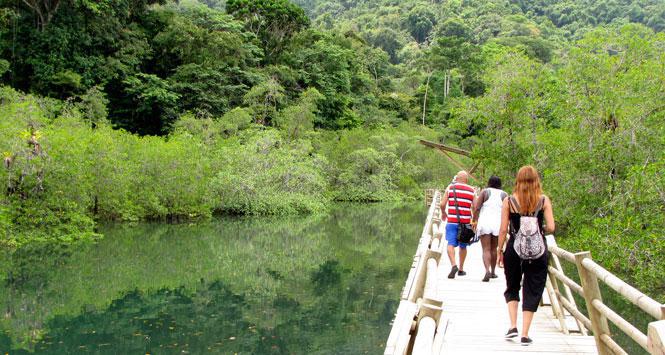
left=0, top=203, right=425, bottom=354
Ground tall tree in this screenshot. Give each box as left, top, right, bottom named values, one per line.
left=20, top=0, right=61, bottom=30
left=226, top=0, right=309, bottom=61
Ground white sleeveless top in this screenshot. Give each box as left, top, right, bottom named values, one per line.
left=476, top=188, right=507, bottom=237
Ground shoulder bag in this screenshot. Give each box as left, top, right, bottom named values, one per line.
left=452, top=185, right=477, bottom=244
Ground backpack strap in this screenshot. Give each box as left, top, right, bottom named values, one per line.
left=534, top=196, right=546, bottom=215
left=509, top=195, right=545, bottom=216
left=508, top=196, right=520, bottom=213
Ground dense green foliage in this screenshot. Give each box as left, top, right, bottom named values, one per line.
left=448, top=25, right=665, bottom=299
left=0, top=0, right=663, bottom=311
left=0, top=85, right=454, bottom=248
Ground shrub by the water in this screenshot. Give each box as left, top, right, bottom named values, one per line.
left=210, top=130, right=329, bottom=215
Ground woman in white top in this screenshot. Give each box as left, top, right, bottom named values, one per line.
left=472, top=176, right=508, bottom=282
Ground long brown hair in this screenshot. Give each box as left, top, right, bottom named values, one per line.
left=514, top=165, right=542, bottom=214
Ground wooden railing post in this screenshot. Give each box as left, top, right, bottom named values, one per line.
left=575, top=252, right=612, bottom=355
left=648, top=318, right=665, bottom=355
left=545, top=274, right=569, bottom=334
left=412, top=317, right=436, bottom=354
left=547, top=236, right=588, bottom=335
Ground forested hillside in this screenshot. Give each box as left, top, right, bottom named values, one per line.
left=0, top=0, right=663, bottom=300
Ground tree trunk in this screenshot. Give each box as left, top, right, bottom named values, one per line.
left=21, top=0, right=61, bottom=31
left=444, top=70, right=451, bottom=99
left=422, top=71, right=432, bottom=125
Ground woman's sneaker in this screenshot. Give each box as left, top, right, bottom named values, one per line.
left=521, top=337, right=533, bottom=346
left=504, top=328, right=518, bottom=339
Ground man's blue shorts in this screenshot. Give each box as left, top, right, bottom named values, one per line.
left=445, top=223, right=468, bottom=249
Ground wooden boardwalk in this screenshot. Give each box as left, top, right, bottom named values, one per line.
left=434, top=244, right=597, bottom=354
left=386, top=189, right=665, bottom=355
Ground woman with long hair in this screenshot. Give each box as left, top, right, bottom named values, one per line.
left=472, top=175, right=507, bottom=282
left=497, top=166, right=555, bottom=346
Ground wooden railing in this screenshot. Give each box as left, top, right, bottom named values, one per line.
left=385, top=190, right=446, bottom=354
left=546, top=237, right=665, bottom=355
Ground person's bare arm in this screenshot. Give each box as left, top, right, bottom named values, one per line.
left=440, top=188, right=449, bottom=221
left=497, top=198, right=510, bottom=267
left=472, top=189, right=486, bottom=223
left=543, top=195, right=555, bottom=234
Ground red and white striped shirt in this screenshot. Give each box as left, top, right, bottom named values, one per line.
left=446, top=183, right=475, bottom=224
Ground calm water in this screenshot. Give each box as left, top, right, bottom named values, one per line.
left=0, top=203, right=424, bottom=354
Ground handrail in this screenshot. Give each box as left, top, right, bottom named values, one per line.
left=550, top=244, right=576, bottom=264
left=545, top=238, right=665, bottom=355
left=386, top=190, right=444, bottom=355
left=593, top=299, right=648, bottom=350
left=581, top=258, right=663, bottom=320
left=600, top=333, right=629, bottom=355
left=547, top=240, right=589, bottom=335
left=548, top=265, right=584, bottom=296
left=555, top=289, right=593, bottom=330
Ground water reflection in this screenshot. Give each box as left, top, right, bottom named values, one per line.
left=1, top=203, right=424, bottom=354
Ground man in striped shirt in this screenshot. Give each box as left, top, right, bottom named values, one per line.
left=440, top=171, right=476, bottom=279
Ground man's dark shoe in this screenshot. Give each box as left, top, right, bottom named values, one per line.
left=490, top=273, right=498, bottom=279
left=448, top=265, right=458, bottom=279
left=482, top=272, right=491, bottom=282
left=520, top=337, right=533, bottom=346
left=504, top=328, right=518, bottom=339
left=457, top=270, right=467, bottom=276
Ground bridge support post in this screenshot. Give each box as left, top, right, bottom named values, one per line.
left=575, top=252, right=612, bottom=355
